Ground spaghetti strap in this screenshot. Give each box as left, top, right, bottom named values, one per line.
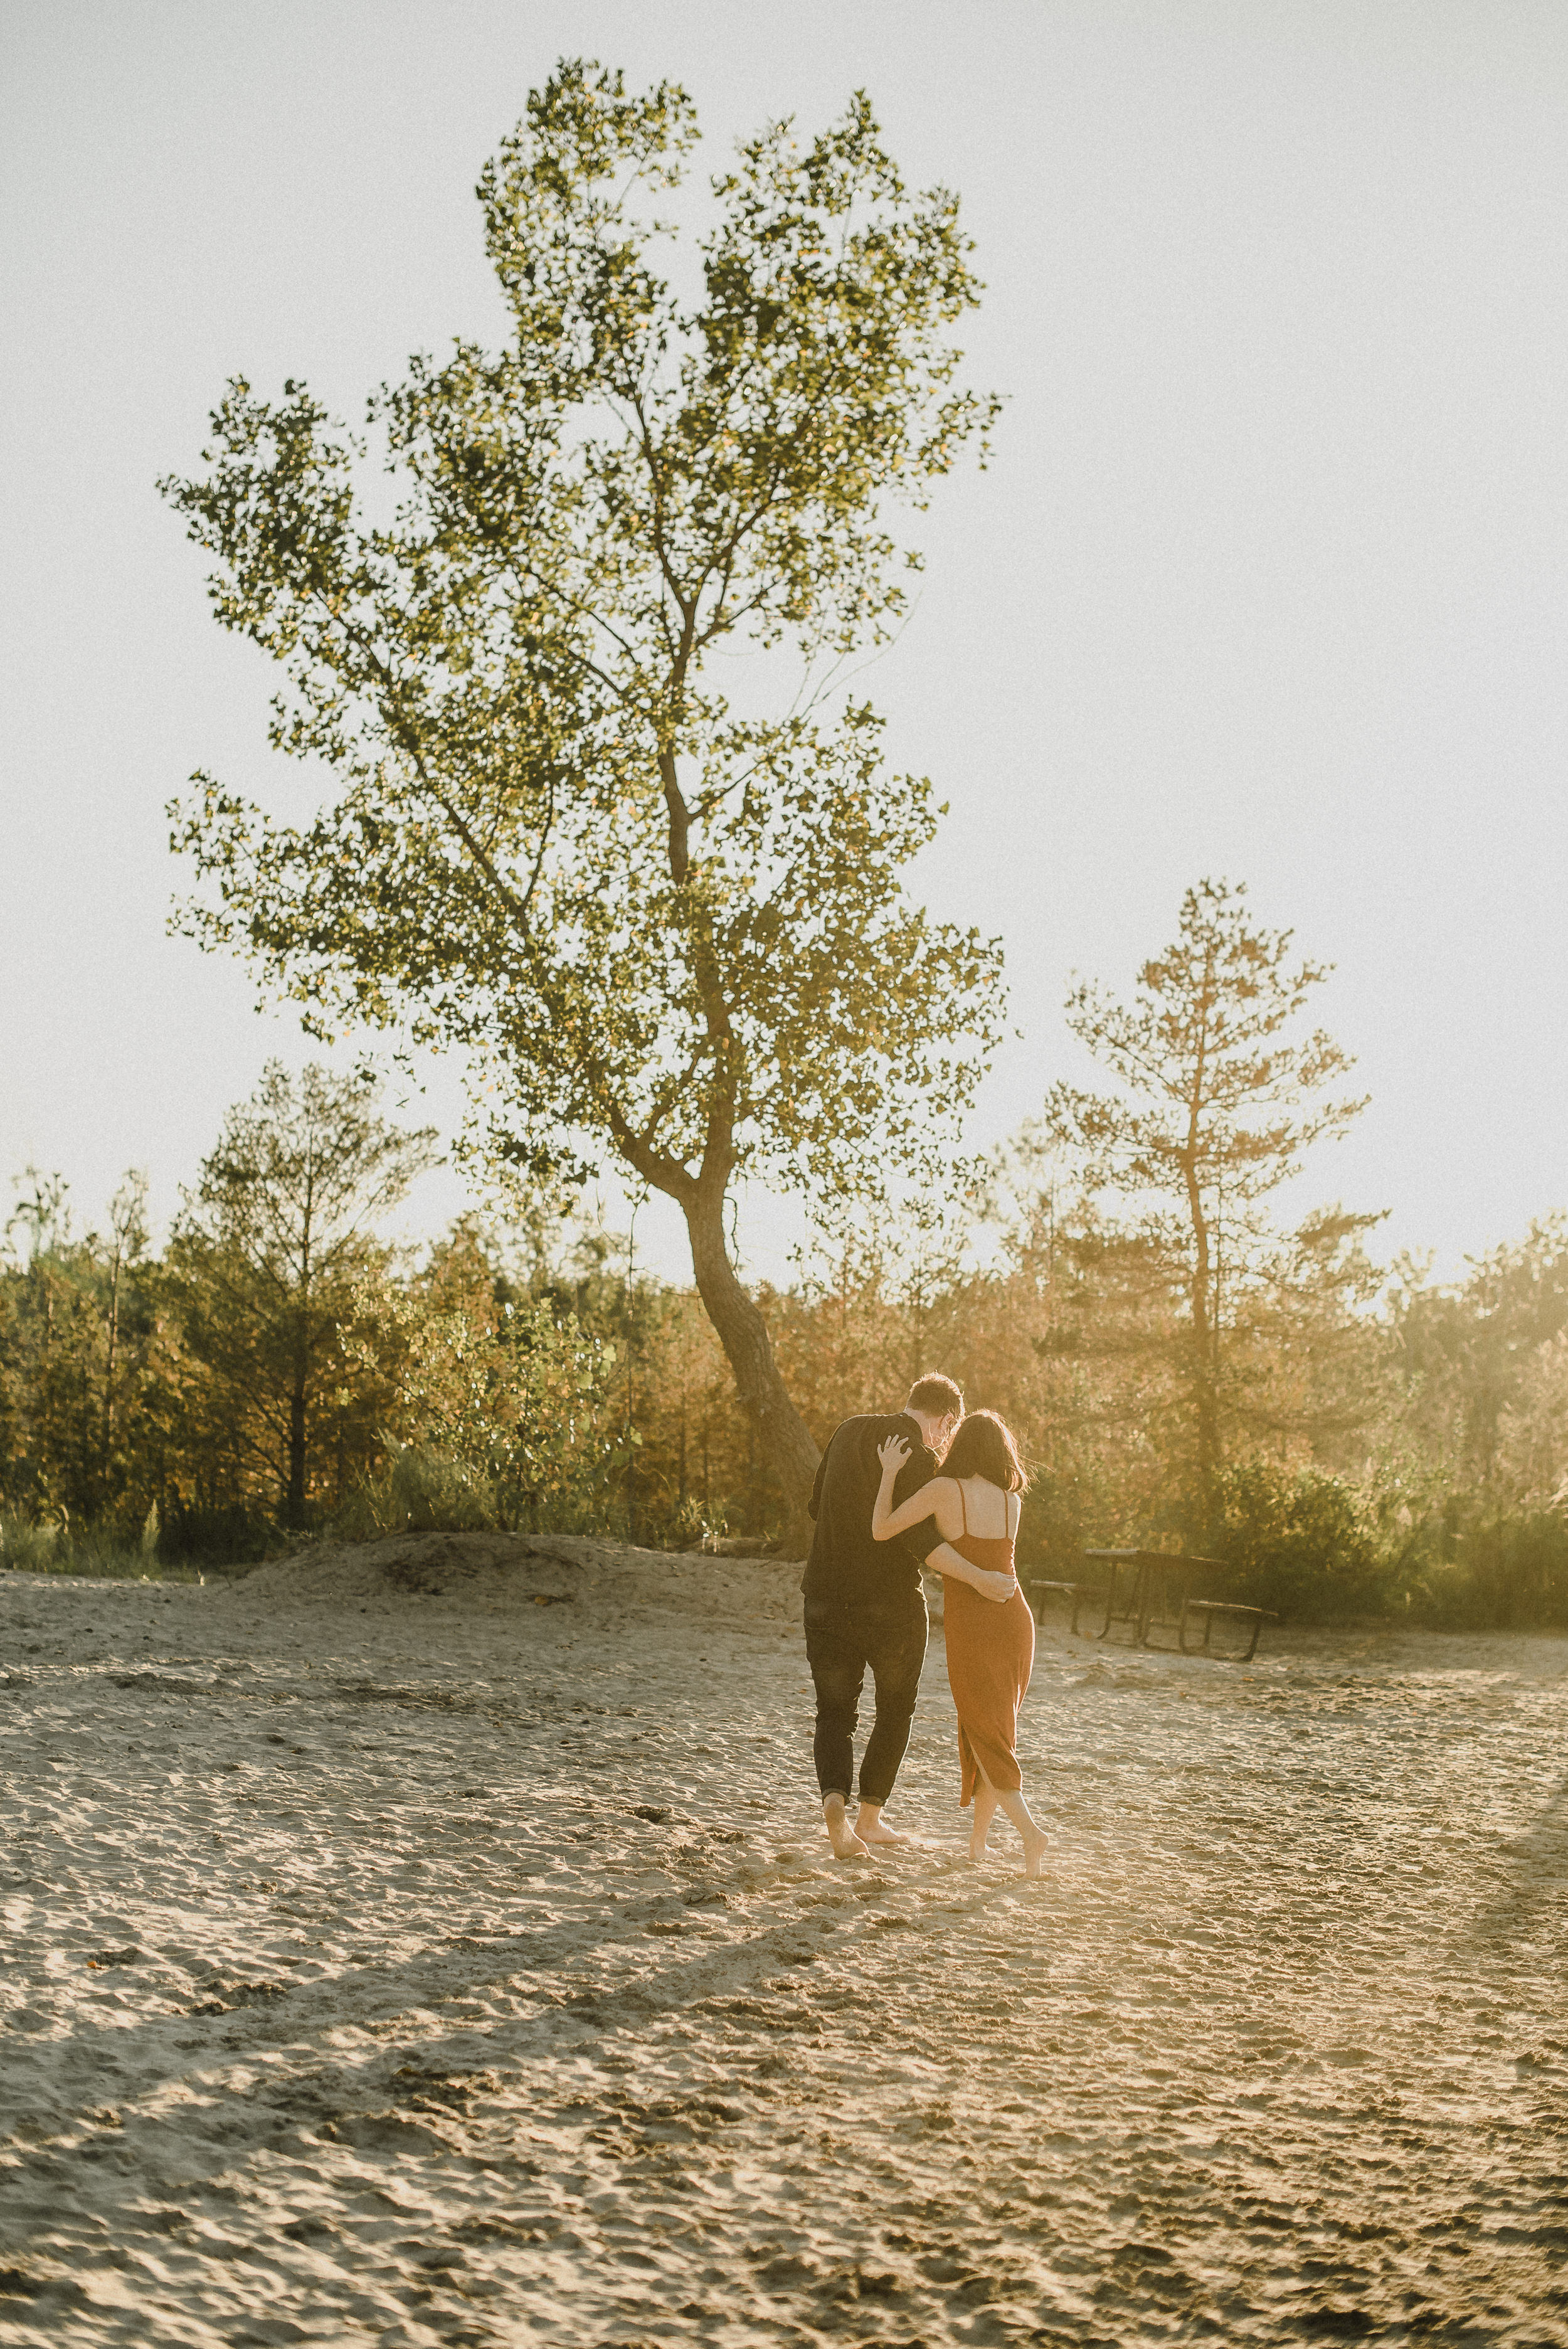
left=958, top=1480, right=967, bottom=1536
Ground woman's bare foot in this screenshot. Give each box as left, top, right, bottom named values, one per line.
left=988, top=1780, right=1047, bottom=1878
left=824, top=1795, right=869, bottom=1860
left=855, top=1802, right=909, bottom=1846
left=969, top=1786, right=998, bottom=1864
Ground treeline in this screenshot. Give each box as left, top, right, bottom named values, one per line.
left=4, top=1061, right=1567, bottom=1628
left=776, top=1177, right=1568, bottom=1630
left=0, top=1067, right=623, bottom=1571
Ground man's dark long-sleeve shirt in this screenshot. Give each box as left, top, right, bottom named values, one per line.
left=800, top=1413, right=944, bottom=1611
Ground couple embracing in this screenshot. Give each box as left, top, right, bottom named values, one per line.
left=800, top=1374, right=1049, bottom=1876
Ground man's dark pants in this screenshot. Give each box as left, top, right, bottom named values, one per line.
left=804, top=1595, right=928, bottom=1807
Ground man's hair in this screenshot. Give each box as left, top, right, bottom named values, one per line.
left=941, top=1408, right=1029, bottom=1493
left=906, top=1372, right=965, bottom=1421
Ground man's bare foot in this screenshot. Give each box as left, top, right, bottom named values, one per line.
left=855, top=1803, right=909, bottom=1847
left=824, top=1795, right=869, bottom=1860
left=968, top=1833, right=990, bottom=1864
left=1020, top=1830, right=1049, bottom=1880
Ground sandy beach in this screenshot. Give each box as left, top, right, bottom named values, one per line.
left=1, top=1535, right=1565, bottom=2346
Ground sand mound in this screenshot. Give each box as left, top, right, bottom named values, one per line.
left=225, top=1527, right=805, bottom=1629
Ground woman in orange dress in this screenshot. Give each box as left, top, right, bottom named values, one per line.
left=872, top=1409, right=1048, bottom=1877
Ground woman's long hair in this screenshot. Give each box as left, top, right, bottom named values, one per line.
left=941, top=1408, right=1030, bottom=1493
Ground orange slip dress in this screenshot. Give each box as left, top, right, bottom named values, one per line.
left=943, top=1482, right=1036, bottom=1806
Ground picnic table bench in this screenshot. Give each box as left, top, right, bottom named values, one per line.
left=1020, top=1577, right=1098, bottom=1636
left=1025, top=1549, right=1275, bottom=1662
left=1177, top=1596, right=1277, bottom=1663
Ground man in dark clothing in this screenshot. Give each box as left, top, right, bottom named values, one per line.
left=802, top=1372, right=1018, bottom=1859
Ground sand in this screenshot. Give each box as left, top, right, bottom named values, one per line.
left=1, top=1532, right=1565, bottom=2346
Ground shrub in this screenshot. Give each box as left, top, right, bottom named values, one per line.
left=0, top=1512, right=66, bottom=1574
left=334, top=1446, right=499, bottom=1539
left=1407, top=1507, right=1568, bottom=1631
left=0, top=1508, right=203, bottom=1582
left=157, top=1501, right=273, bottom=1569
left=1204, top=1460, right=1394, bottom=1622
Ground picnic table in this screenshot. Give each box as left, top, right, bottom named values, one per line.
left=1025, top=1548, right=1276, bottom=1662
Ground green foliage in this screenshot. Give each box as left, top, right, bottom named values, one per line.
left=334, top=1447, right=499, bottom=1540
left=0, top=1167, right=171, bottom=1532
left=156, top=1502, right=274, bottom=1570
left=1043, top=878, right=1377, bottom=1513
left=1404, top=1506, right=1568, bottom=1632
left=7, top=1110, right=1568, bottom=1626
left=0, top=1512, right=68, bottom=1573
left=341, top=1281, right=623, bottom=1535
left=1390, top=1217, right=1568, bottom=1495
left=1048, top=878, right=1364, bottom=1211
left=1202, top=1459, right=1392, bottom=1622
left=161, top=1062, right=436, bottom=1527
left=158, top=59, right=1005, bottom=1511
left=0, top=1509, right=205, bottom=1584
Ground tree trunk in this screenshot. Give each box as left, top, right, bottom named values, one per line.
left=102, top=1246, right=122, bottom=1504
left=285, top=1368, right=308, bottom=1528
left=1190, top=1298, right=1219, bottom=1525
left=1179, top=974, right=1221, bottom=1526
left=1182, top=1166, right=1219, bottom=1525
left=289, top=1179, right=314, bottom=1529
left=682, top=1185, right=820, bottom=1555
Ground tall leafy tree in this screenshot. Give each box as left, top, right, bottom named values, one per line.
left=1, top=1172, right=87, bottom=1519
left=98, top=1173, right=151, bottom=1500
left=0, top=1169, right=165, bottom=1527
left=1390, top=1216, right=1568, bottom=1493
left=1044, top=879, right=1372, bottom=1514
left=161, top=61, right=1004, bottom=1527
left=164, top=1064, right=436, bottom=1525
left=355, top=1219, right=624, bottom=1535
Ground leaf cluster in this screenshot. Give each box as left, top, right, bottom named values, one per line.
left=159, top=60, right=1004, bottom=1212
left=1047, top=877, right=1367, bottom=1229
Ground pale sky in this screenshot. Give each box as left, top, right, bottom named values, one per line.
left=4, top=1, right=1566, bottom=1286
